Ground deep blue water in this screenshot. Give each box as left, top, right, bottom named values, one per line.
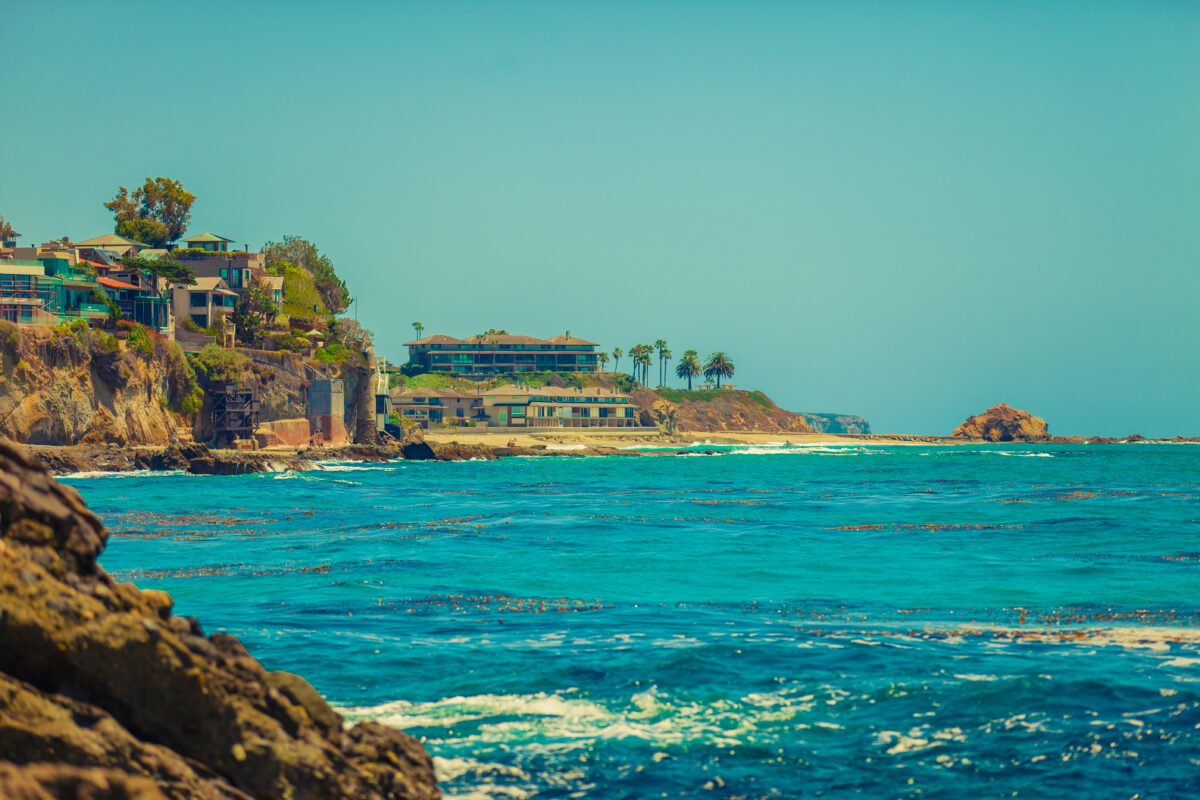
left=65, top=443, right=1200, bottom=799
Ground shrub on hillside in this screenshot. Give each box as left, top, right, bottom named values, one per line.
left=190, top=344, right=249, bottom=383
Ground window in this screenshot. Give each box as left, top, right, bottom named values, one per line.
left=190, top=293, right=206, bottom=307
left=191, top=314, right=207, bottom=326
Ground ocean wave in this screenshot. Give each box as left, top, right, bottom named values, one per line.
left=61, top=469, right=188, bottom=479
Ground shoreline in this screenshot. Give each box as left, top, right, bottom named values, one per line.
left=21, top=430, right=1196, bottom=477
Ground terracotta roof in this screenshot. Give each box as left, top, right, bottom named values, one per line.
left=190, top=277, right=237, bottom=295
left=405, top=333, right=599, bottom=347
left=545, top=334, right=599, bottom=345
left=76, top=234, right=150, bottom=248
left=97, top=276, right=142, bottom=291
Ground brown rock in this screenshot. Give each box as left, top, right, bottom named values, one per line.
left=952, top=403, right=1050, bottom=442
left=0, top=437, right=439, bottom=799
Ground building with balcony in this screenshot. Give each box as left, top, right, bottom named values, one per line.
left=174, top=277, right=237, bottom=329
left=174, top=233, right=265, bottom=293
left=391, top=388, right=486, bottom=428
left=480, top=384, right=637, bottom=428
left=405, top=333, right=600, bottom=376
left=0, top=258, right=107, bottom=325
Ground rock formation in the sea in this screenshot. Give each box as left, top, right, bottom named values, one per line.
left=798, top=413, right=871, bottom=435
left=629, top=388, right=814, bottom=433
left=0, top=438, right=440, bottom=799
left=953, top=403, right=1050, bottom=442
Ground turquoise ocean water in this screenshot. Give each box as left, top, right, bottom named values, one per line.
left=65, top=443, right=1200, bottom=799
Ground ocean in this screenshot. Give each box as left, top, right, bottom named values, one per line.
left=65, top=443, right=1200, bottom=799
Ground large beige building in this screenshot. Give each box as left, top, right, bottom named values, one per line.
left=391, top=384, right=638, bottom=429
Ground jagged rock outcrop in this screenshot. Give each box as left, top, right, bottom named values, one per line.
left=0, top=438, right=440, bottom=799
left=953, top=403, right=1050, bottom=442
left=798, top=413, right=871, bottom=435
left=0, top=324, right=193, bottom=447
left=629, top=388, right=813, bottom=433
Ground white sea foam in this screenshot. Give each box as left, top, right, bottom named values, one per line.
left=341, top=685, right=842, bottom=749
left=61, top=469, right=187, bottom=479
left=544, top=444, right=588, bottom=451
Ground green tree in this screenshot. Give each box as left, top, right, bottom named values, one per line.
left=612, top=347, right=622, bottom=374
left=703, top=352, right=735, bottom=388
left=104, top=177, right=196, bottom=244
left=676, top=349, right=701, bottom=390
left=262, top=235, right=350, bottom=314
left=631, top=344, right=653, bottom=385
left=232, top=278, right=280, bottom=346
left=0, top=214, right=20, bottom=242
left=119, top=255, right=196, bottom=286
left=116, top=218, right=170, bottom=248
left=655, top=338, right=668, bottom=387
left=412, top=321, right=424, bottom=340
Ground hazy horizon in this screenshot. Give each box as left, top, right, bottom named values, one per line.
left=2, top=1, right=1197, bottom=436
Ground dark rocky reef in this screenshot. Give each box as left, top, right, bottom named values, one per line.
left=953, top=403, right=1050, bottom=442
left=0, top=438, right=440, bottom=799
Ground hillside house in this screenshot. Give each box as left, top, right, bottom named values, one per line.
left=405, top=333, right=601, bottom=376
left=174, top=277, right=236, bottom=330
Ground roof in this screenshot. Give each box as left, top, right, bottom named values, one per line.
left=184, top=232, right=234, bottom=243
left=76, top=234, right=151, bottom=248
left=304, top=329, right=325, bottom=338
left=405, top=333, right=599, bottom=347
left=480, top=384, right=536, bottom=397
left=545, top=334, right=599, bottom=345
left=79, top=259, right=111, bottom=271
left=137, top=248, right=169, bottom=260
left=190, top=276, right=237, bottom=295
left=393, top=387, right=478, bottom=399
left=97, top=276, right=142, bottom=291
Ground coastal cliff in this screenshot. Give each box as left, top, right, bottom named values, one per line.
left=0, top=322, right=193, bottom=447
left=630, top=388, right=813, bottom=433
left=798, top=412, right=871, bottom=435
left=953, top=403, right=1050, bottom=442
left=0, top=438, right=440, bottom=798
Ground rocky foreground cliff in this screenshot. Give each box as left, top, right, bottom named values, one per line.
left=0, top=438, right=440, bottom=799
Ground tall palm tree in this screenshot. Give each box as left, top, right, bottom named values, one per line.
left=634, top=345, right=653, bottom=386
left=655, top=338, right=668, bottom=387
left=703, top=352, right=735, bottom=388
left=660, top=347, right=671, bottom=387
left=676, top=349, right=701, bottom=390
left=412, top=321, right=424, bottom=340
left=612, top=347, right=623, bottom=374
left=597, top=351, right=610, bottom=372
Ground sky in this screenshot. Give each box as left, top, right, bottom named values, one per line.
left=2, top=0, right=1198, bottom=435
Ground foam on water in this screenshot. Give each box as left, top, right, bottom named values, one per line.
left=69, top=443, right=1200, bottom=798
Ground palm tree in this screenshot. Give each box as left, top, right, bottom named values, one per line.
left=612, top=347, right=622, bottom=374
left=412, top=321, right=424, bottom=340
left=676, top=349, right=701, bottom=390
left=660, top=347, right=671, bottom=387
left=597, top=351, right=610, bottom=372
left=655, top=339, right=668, bottom=387
left=703, top=352, right=735, bottom=388
left=634, top=346, right=653, bottom=386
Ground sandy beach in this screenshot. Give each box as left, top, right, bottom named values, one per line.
left=421, top=429, right=967, bottom=448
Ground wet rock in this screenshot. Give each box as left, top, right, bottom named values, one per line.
left=0, top=437, right=440, bottom=799
left=952, top=404, right=1050, bottom=442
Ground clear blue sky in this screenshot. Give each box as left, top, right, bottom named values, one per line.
left=3, top=1, right=1197, bottom=435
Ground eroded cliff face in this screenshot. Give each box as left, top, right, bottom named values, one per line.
left=630, top=388, right=814, bottom=433
left=798, top=413, right=871, bottom=435
left=0, top=325, right=191, bottom=447
left=0, top=438, right=440, bottom=799
left=953, top=403, right=1050, bottom=442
